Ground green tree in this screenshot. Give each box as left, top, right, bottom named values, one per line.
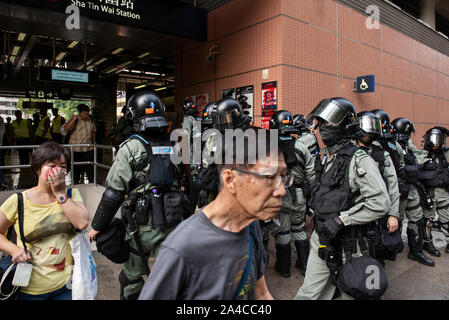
left=16, top=98, right=91, bottom=119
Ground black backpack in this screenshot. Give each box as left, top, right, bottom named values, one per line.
left=337, top=238, right=388, bottom=300
left=95, top=218, right=130, bottom=264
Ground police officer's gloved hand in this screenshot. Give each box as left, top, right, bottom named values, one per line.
left=321, top=216, right=344, bottom=240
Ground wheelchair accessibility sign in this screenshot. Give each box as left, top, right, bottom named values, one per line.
left=355, top=75, right=375, bottom=93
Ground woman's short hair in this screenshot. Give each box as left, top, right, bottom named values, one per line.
left=31, top=141, right=71, bottom=174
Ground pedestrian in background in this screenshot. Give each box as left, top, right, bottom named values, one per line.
left=50, top=108, right=65, bottom=144
left=62, top=104, right=96, bottom=184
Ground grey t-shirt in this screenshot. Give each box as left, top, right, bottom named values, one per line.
left=138, top=210, right=265, bottom=300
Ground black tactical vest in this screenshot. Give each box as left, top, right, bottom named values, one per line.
left=403, top=146, right=420, bottom=185
left=128, top=134, right=175, bottom=188
left=279, top=137, right=297, bottom=169
left=369, top=144, right=386, bottom=177
left=310, top=143, right=359, bottom=223
left=378, top=138, right=401, bottom=174
left=421, top=148, right=449, bottom=188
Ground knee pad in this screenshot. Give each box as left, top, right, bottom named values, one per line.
left=119, top=270, right=142, bottom=300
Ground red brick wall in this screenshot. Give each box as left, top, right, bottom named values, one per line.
left=175, top=0, right=449, bottom=147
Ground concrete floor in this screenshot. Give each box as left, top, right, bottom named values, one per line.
left=93, top=223, right=449, bottom=300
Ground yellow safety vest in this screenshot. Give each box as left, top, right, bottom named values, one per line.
left=35, top=115, right=51, bottom=139
left=52, top=115, right=63, bottom=133
left=12, top=119, right=30, bottom=139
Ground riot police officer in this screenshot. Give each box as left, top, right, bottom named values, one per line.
left=201, top=101, right=218, bottom=132
left=88, top=91, right=189, bottom=300
left=420, top=127, right=449, bottom=255
left=391, top=117, right=435, bottom=266
left=295, top=97, right=390, bottom=300
left=198, top=98, right=252, bottom=206
left=356, top=111, right=400, bottom=264
left=181, top=100, right=198, bottom=136
left=269, top=110, right=315, bottom=277
left=187, top=101, right=218, bottom=215
left=181, top=100, right=200, bottom=185
left=293, top=114, right=320, bottom=159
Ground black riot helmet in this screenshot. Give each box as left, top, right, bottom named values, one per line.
left=423, top=127, right=447, bottom=151
left=307, top=97, right=363, bottom=146
left=371, top=109, right=392, bottom=138
left=212, top=98, right=251, bottom=131
left=292, top=114, right=308, bottom=132
left=307, top=97, right=357, bottom=128
left=357, top=111, right=382, bottom=136
left=269, top=110, right=298, bottom=136
left=391, top=117, right=415, bottom=142
left=127, top=91, right=168, bottom=132
left=201, top=102, right=217, bottom=129
left=183, top=100, right=197, bottom=116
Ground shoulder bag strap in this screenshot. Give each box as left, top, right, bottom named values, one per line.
left=233, top=223, right=255, bottom=300
left=16, top=193, right=28, bottom=254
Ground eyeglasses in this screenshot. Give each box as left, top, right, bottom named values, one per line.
left=232, top=167, right=294, bottom=188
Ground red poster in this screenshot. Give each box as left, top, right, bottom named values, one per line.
left=261, top=81, right=277, bottom=111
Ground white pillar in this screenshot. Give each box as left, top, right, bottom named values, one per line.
left=420, top=0, right=438, bottom=29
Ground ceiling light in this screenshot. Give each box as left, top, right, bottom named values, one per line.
left=145, top=71, right=160, bottom=76
left=117, top=61, right=133, bottom=68
left=94, top=57, right=108, bottom=65
left=112, top=48, right=125, bottom=55
left=17, top=33, right=27, bottom=41
left=67, top=41, right=79, bottom=49
left=105, top=67, right=118, bottom=74
left=11, top=46, right=21, bottom=56
left=138, top=52, right=151, bottom=59
left=154, top=87, right=167, bottom=91
left=134, top=84, right=147, bottom=89
left=56, top=51, right=67, bottom=61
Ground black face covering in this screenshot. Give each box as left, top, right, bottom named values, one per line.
left=319, top=125, right=345, bottom=147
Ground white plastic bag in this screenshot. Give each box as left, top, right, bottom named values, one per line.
left=70, top=230, right=97, bottom=300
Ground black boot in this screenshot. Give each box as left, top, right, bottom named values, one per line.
left=275, top=243, right=291, bottom=278
left=446, top=244, right=449, bottom=254
left=423, top=218, right=441, bottom=257
left=294, top=240, right=309, bottom=276
left=407, top=226, right=435, bottom=267
left=423, top=237, right=441, bottom=257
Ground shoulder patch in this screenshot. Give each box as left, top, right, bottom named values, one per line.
left=387, top=142, right=397, bottom=151
left=354, top=149, right=368, bottom=159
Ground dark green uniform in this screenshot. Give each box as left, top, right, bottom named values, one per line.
left=106, top=137, right=183, bottom=299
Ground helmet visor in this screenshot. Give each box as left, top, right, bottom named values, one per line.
left=134, top=116, right=169, bottom=131
left=380, top=120, right=392, bottom=138
left=212, top=111, right=234, bottom=130
left=359, top=116, right=382, bottom=135
left=306, top=100, right=347, bottom=126
left=425, top=130, right=445, bottom=148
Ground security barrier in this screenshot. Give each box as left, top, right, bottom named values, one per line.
left=0, top=144, right=116, bottom=187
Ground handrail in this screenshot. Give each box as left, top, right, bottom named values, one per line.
left=0, top=144, right=117, bottom=187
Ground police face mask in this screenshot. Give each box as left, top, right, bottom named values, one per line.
left=319, top=125, right=345, bottom=147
